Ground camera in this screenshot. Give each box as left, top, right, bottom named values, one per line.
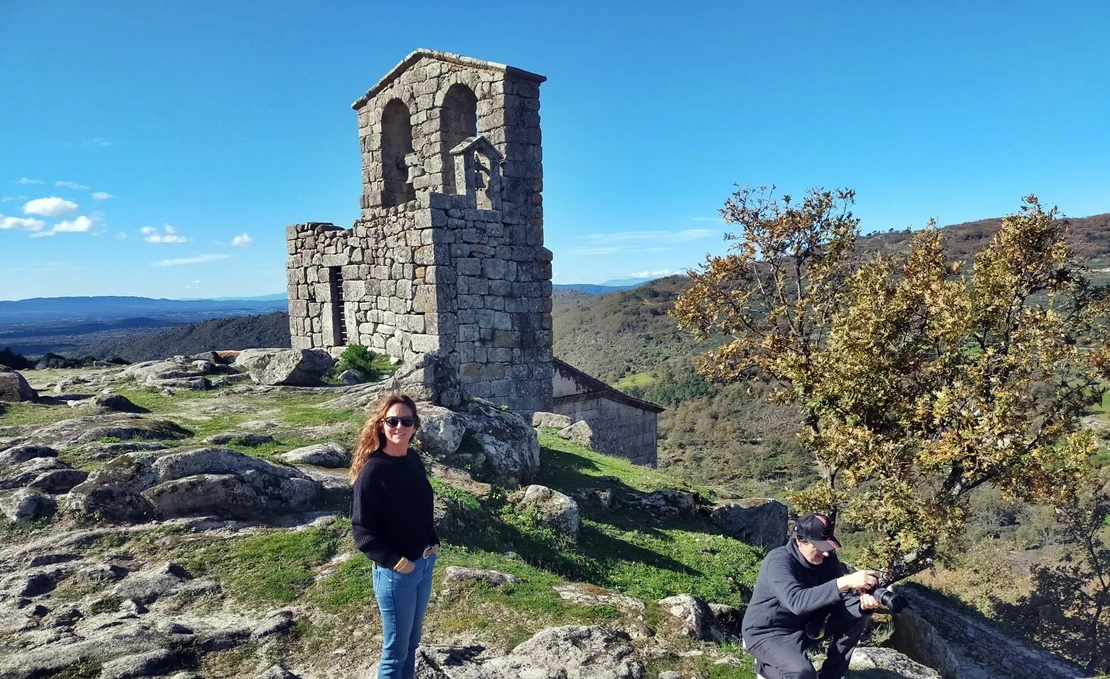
left=871, top=586, right=908, bottom=614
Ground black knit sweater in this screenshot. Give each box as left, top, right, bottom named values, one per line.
left=351, top=449, right=440, bottom=569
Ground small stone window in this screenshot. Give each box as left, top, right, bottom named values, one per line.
left=381, top=99, right=416, bottom=206
left=440, top=84, right=478, bottom=195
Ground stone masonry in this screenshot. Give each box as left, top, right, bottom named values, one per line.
left=286, top=50, right=553, bottom=417
left=551, top=360, right=662, bottom=467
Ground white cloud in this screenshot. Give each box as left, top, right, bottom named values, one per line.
left=92, top=192, right=116, bottom=200
left=142, top=223, right=187, bottom=243
left=17, top=177, right=43, bottom=185
left=569, top=245, right=676, bottom=256
left=84, top=137, right=112, bottom=147
left=53, top=215, right=96, bottom=233
left=55, top=181, right=89, bottom=190
left=581, top=229, right=714, bottom=244
left=24, top=196, right=79, bottom=217
left=117, top=232, right=127, bottom=239
left=1, top=197, right=13, bottom=203
left=29, top=231, right=56, bottom=238
left=629, top=269, right=675, bottom=278
left=231, top=233, right=253, bottom=247
left=151, top=254, right=231, bottom=267
left=184, top=280, right=202, bottom=290
left=0, top=214, right=45, bottom=231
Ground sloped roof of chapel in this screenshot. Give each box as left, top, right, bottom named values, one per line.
left=352, top=48, right=546, bottom=110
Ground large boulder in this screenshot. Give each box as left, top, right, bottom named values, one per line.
left=515, top=485, right=580, bottom=540
left=531, top=411, right=572, bottom=430
left=0, top=367, right=37, bottom=402
left=95, top=393, right=149, bottom=414
left=416, top=404, right=466, bottom=457
left=479, top=626, right=643, bottom=679
left=1, top=456, right=72, bottom=490
left=709, top=498, right=788, bottom=548
left=446, top=400, right=540, bottom=488
left=234, top=348, right=335, bottom=386
left=65, top=447, right=321, bottom=521
left=121, top=359, right=212, bottom=391
left=848, top=647, right=942, bottom=678
left=25, top=414, right=191, bottom=450
left=407, top=626, right=643, bottom=679
left=657, top=593, right=717, bottom=640
left=0, top=488, right=57, bottom=522
left=557, top=420, right=594, bottom=448
left=0, top=444, right=57, bottom=468
left=278, top=442, right=350, bottom=468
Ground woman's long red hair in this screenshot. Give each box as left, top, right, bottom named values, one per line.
left=348, top=393, right=420, bottom=483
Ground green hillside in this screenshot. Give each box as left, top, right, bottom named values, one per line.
left=75, top=311, right=292, bottom=362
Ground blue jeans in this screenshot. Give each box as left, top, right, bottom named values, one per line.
left=373, top=553, right=436, bottom=679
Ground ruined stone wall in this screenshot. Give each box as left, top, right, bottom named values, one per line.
left=552, top=396, right=658, bottom=467
left=285, top=193, right=552, bottom=414
left=286, top=51, right=552, bottom=417
left=286, top=202, right=434, bottom=359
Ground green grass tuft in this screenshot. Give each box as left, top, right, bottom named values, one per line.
left=186, top=525, right=340, bottom=604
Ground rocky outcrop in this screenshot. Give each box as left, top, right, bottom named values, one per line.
left=0, top=488, right=57, bottom=522
left=657, top=594, right=717, bottom=641
left=417, top=404, right=467, bottom=458
left=558, top=420, right=593, bottom=448
left=453, top=400, right=540, bottom=488
left=94, top=393, right=149, bottom=414
left=24, top=414, right=192, bottom=450
left=443, top=566, right=521, bottom=587
left=0, top=366, right=37, bottom=402
left=66, top=447, right=321, bottom=521
left=278, top=442, right=350, bottom=467
left=415, top=399, right=540, bottom=488
left=553, top=583, right=645, bottom=612
left=513, top=484, right=580, bottom=539
left=849, top=647, right=942, bottom=678
left=234, top=348, right=335, bottom=386
left=640, top=488, right=697, bottom=517
left=710, top=498, right=788, bottom=548
left=122, top=359, right=217, bottom=391
left=403, top=626, right=644, bottom=679
left=531, top=411, right=572, bottom=430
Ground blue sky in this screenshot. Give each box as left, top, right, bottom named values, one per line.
left=1, top=1, right=1108, bottom=301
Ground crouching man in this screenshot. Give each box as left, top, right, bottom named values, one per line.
left=741, top=513, right=881, bottom=679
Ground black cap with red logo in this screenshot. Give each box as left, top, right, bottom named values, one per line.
left=794, top=513, right=841, bottom=552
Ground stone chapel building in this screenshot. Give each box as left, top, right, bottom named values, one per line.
left=285, top=49, right=661, bottom=466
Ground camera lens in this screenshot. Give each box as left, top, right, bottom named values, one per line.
left=872, top=586, right=909, bottom=614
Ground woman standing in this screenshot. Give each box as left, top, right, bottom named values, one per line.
left=350, top=393, right=440, bottom=679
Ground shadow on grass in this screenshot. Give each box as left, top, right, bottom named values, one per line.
left=537, top=441, right=743, bottom=543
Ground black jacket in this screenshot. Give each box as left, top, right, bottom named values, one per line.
left=351, top=449, right=440, bottom=569
left=741, top=539, right=847, bottom=646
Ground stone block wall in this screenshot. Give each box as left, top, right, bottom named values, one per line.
left=552, top=396, right=658, bottom=467
left=286, top=51, right=553, bottom=417
left=285, top=193, right=553, bottom=414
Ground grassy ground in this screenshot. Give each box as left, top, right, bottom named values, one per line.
left=614, top=371, right=657, bottom=391
left=42, top=427, right=763, bottom=677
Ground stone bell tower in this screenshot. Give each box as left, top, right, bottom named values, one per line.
left=285, top=50, right=553, bottom=417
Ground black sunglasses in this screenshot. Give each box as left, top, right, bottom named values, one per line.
left=384, top=416, right=416, bottom=428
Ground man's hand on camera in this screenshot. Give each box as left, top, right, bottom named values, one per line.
left=836, top=569, right=879, bottom=593
left=859, top=593, right=881, bottom=611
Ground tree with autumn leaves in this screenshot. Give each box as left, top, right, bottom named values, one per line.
left=672, top=187, right=1110, bottom=584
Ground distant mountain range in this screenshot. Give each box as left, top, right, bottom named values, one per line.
left=0, top=295, right=289, bottom=324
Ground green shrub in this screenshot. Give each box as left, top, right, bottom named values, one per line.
left=335, top=344, right=394, bottom=381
